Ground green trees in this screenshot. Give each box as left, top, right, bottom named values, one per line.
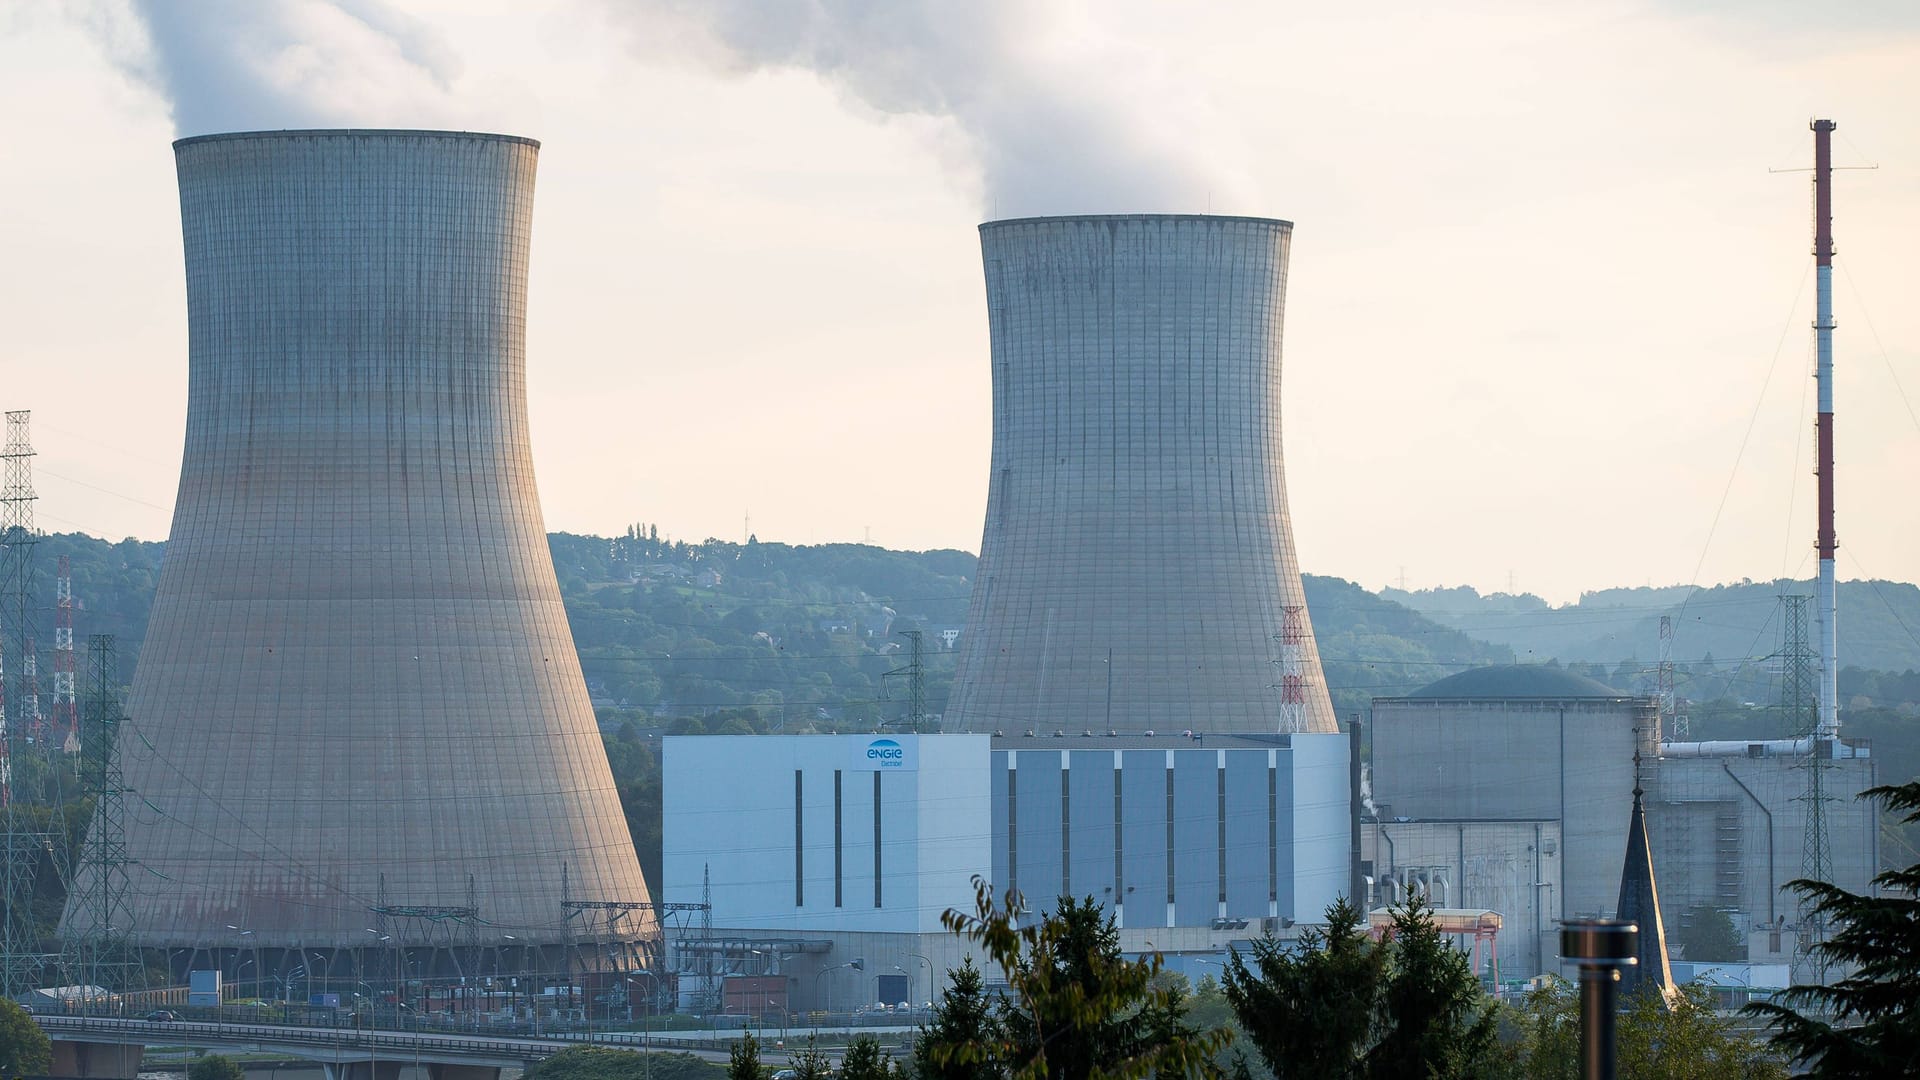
left=726, top=1032, right=760, bottom=1080
left=785, top=1037, right=834, bottom=1080
left=938, top=879, right=1225, bottom=1079
left=187, top=1054, right=245, bottom=1080
left=1220, top=891, right=1497, bottom=1079
left=1673, top=905, right=1744, bottom=962
left=1221, top=896, right=1384, bottom=1077
left=1369, top=892, right=1498, bottom=1077
left=912, top=957, right=1005, bottom=1080
left=839, top=1035, right=896, bottom=1079
left=0, top=998, right=52, bottom=1078
left=523, top=1046, right=723, bottom=1080
left=1508, top=979, right=1784, bottom=1079
left=1744, top=779, right=1920, bottom=1077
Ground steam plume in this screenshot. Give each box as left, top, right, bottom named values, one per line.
left=116, top=0, right=465, bottom=137
left=620, top=1, right=1255, bottom=218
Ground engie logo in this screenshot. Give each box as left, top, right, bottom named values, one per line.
left=851, top=735, right=915, bottom=771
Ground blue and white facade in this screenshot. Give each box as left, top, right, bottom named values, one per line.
left=664, top=735, right=993, bottom=934
left=665, top=732, right=1348, bottom=932
left=664, top=731, right=1349, bottom=1010
left=990, top=733, right=1349, bottom=928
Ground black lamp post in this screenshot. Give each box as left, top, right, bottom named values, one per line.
left=1560, top=919, right=1638, bottom=1080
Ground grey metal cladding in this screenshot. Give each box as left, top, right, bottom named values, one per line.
left=61, top=130, right=653, bottom=949
left=947, top=214, right=1338, bottom=736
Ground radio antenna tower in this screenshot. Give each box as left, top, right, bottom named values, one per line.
left=1810, top=119, right=1841, bottom=742
left=53, top=556, right=76, bottom=752
left=1, top=410, right=39, bottom=998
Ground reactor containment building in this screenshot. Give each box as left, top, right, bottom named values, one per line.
left=946, top=214, right=1338, bottom=736
left=60, top=130, right=654, bottom=964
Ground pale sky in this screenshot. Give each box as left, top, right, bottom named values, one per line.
left=1, top=1, right=1916, bottom=604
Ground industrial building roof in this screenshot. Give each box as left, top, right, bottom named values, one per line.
left=1402, top=664, right=1628, bottom=700
left=990, top=731, right=1301, bottom=751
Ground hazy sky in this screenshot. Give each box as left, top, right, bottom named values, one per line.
left=1, top=1, right=1916, bottom=604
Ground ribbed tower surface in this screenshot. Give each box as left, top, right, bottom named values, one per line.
left=946, top=214, right=1338, bottom=736
left=61, top=130, right=652, bottom=950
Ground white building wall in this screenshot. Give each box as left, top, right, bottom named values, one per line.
left=664, top=735, right=991, bottom=934
left=1292, top=733, right=1352, bottom=920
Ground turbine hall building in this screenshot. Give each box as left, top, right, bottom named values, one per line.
left=60, top=130, right=654, bottom=979
left=944, top=214, right=1339, bottom=738
left=662, top=731, right=1348, bottom=1014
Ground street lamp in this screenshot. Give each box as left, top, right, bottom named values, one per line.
left=903, top=953, right=932, bottom=1015
left=227, top=925, right=257, bottom=1000
left=812, top=959, right=864, bottom=1035
left=308, top=953, right=335, bottom=1014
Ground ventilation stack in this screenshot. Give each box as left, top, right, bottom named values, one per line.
left=60, top=130, right=653, bottom=958
left=947, top=215, right=1338, bottom=735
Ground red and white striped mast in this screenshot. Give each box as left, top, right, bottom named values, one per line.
left=53, top=554, right=75, bottom=751
left=20, top=639, right=38, bottom=747
left=1812, top=119, right=1839, bottom=739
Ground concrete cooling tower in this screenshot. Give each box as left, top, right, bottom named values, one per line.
left=946, top=214, right=1338, bottom=736
left=60, top=130, right=652, bottom=957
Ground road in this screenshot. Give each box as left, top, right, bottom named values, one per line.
left=35, top=1014, right=918, bottom=1069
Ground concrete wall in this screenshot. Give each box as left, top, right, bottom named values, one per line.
left=946, top=215, right=1338, bottom=737
left=1650, top=749, right=1878, bottom=948
left=699, top=920, right=1296, bottom=1013
left=663, top=735, right=992, bottom=934
left=74, top=130, right=649, bottom=951
left=1364, top=819, right=1563, bottom=980
left=1371, top=697, right=1653, bottom=920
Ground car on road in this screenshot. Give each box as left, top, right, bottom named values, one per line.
left=144, top=1009, right=179, bottom=1022
left=771, top=1071, right=800, bottom=1080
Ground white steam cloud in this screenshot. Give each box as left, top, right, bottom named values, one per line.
left=617, top=1, right=1256, bottom=219
left=110, top=0, right=467, bottom=137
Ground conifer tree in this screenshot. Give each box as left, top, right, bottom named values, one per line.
left=1221, top=895, right=1384, bottom=1078
left=727, top=1031, right=761, bottom=1080
left=913, top=956, right=1006, bottom=1079
left=1744, top=780, right=1920, bottom=1077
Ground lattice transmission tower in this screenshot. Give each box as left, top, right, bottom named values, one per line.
left=65, top=635, right=140, bottom=1005
left=1, top=410, right=39, bottom=998
left=1777, top=595, right=1833, bottom=984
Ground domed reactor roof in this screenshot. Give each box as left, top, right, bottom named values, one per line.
left=60, top=130, right=653, bottom=955
left=1406, top=664, right=1628, bottom=700
left=945, top=215, right=1338, bottom=735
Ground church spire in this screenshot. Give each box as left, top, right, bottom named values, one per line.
left=1617, top=739, right=1674, bottom=1003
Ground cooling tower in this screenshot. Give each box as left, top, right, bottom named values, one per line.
left=61, top=130, right=652, bottom=952
left=946, top=215, right=1338, bottom=736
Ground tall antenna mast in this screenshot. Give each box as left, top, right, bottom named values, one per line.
left=1811, top=118, right=1840, bottom=740
left=54, top=556, right=77, bottom=752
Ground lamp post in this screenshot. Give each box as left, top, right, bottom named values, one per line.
left=1191, top=956, right=1223, bottom=987
left=812, top=959, right=863, bottom=1036
left=307, top=953, right=334, bottom=1023
left=226, top=925, right=256, bottom=1000
left=902, top=953, right=932, bottom=1015
left=1561, top=919, right=1637, bottom=1080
